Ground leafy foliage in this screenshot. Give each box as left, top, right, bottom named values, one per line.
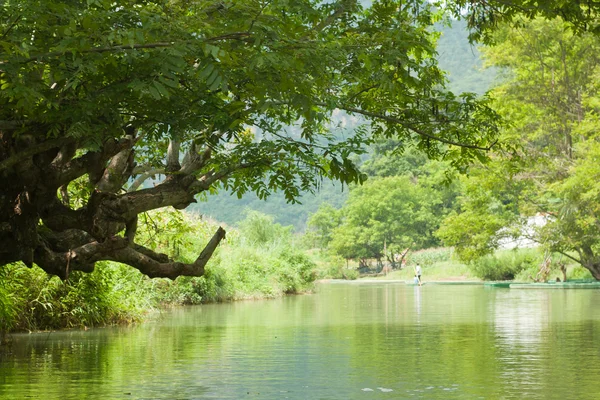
left=305, top=203, right=343, bottom=249
left=1, top=262, right=153, bottom=332
left=0, top=0, right=501, bottom=279
left=312, top=143, right=462, bottom=263
left=438, top=17, right=600, bottom=279
left=408, top=247, right=455, bottom=267
left=469, top=249, right=541, bottom=281
left=238, top=211, right=292, bottom=246
left=450, top=0, right=600, bottom=43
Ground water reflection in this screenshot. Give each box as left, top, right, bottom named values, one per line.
left=414, top=286, right=422, bottom=319
left=2, top=284, right=600, bottom=399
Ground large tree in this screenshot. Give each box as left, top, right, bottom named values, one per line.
left=314, top=143, right=460, bottom=265
left=0, top=0, right=499, bottom=279
left=438, top=17, right=600, bottom=278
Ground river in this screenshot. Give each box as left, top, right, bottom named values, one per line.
left=2, top=282, right=600, bottom=399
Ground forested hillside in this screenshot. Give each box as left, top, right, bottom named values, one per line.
left=196, top=20, right=495, bottom=229
left=437, top=19, right=497, bottom=94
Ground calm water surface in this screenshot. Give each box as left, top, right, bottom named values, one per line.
left=2, top=283, right=600, bottom=399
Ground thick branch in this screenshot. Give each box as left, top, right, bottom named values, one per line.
left=187, top=162, right=260, bottom=193
left=39, top=196, right=89, bottom=232
left=109, top=227, right=226, bottom=278
left=97, top=146, right=135, bottom=192
left=51, top=141, right=78, bottom=168
left=51, top=138, right=133, bottom=188
left=115, top=162, right=259, bottom=218
left=181, top=145, right=212, bottom=175
left=34, top=235, right=129, bottom=278
left=0, top=137, right=70, bottom=172
left=166, top=140, right=181, bottom=172
left=128, top=168, right=164, bottom=192
left=557, top=249, right=582, bottom=264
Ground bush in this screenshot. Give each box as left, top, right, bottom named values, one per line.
left=238, top=210, right=292, bottom=246
left=152, top=277, right=204, bottom=305
left=469, top=249, right=541, bottom=281
left=275, top=251, right=317, bottom=293
left=0, top=277, right=17, bottom=341
left=2, top=262, right=154, bottom=332
left=317, top=264, right=359, bottom=280
left=567, top=265, right=594, bottom=280
left=341, top=268, right=359, bottom=280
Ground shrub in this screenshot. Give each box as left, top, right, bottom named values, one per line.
left=469, top=249, right=541, bottom=281
left=0, top=279, right=16, bottom=341
left=567, top=265, right=593, bottom=280
left=276, top=251, right=317, bottom=293
left=2, top=262, right=154, bottom=332
left=341, top=268, right=359, bottom=280
left=238, top=210, right=292, bottom=246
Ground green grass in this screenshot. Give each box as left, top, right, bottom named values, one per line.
left=0, top=262, right=155, bottom=334
left=352, top=247, right=475, bottom=281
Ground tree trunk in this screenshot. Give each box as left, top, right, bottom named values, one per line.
left=584, top=263, right=600, bottom=280
left=0, top=132, right=229, bottom=280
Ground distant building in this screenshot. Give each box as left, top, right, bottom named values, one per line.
left=497, top=214, right=549, bottom=250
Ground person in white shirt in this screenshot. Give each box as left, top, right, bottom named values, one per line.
left=415, top=264, right=422, bottom=281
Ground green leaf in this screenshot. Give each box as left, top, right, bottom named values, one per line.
left=152, top=81, right=169, bottom=98
left=148, top=85, right=161, bottom=100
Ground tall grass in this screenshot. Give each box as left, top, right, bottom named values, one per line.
left=408, top=247, right=455, bottom=267
left=154, top=211, right=317, bottom=303
left=0, top=210, right=321, bottom=334
left=0, top=262, right=154, bottom=333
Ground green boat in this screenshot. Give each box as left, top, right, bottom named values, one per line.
left=424, top=281, right=484, bottom=286
left=484, top=281, right=512, bottom=288
left=510, top=281, right=600, bottom=289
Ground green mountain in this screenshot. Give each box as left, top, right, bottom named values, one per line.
left=190, top=181, right=348, bottom=230
left=437, top=19, right=497, bottom=94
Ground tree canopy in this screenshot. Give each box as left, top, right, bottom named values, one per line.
left=307, top=142, right=461, bottom=266
left=452, top=0, right=600, bottom=43
left=438, top=17, right=600, bottom=279
left=0, top=0, right=500, bottom=279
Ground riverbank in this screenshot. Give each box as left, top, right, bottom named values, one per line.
left=352, top=247, right=595, bottom=284
left=356, top=254, right=477, bottom=283
left=0, top=211, right=318, bottom=337
left=0, top=256, right=316, bottom=338
left=3, top=241, right=596, bottom=337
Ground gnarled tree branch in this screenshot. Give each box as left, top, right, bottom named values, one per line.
left=108, top=226, right=226, bottom=278
left=0, top=137, right=71, bottom=172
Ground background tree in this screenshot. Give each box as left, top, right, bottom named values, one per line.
left=452, top=0, right=600, bottom=43
left=305, top=203, right=342, bottom=250
left=0, top=0, right=500, bottom=279
left=438, top=18, right=600, bottom=278
left=314, top=141, right=461, bottom=267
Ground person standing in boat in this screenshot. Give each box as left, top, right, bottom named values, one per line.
left=415, top=264, right=422, bottom=282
